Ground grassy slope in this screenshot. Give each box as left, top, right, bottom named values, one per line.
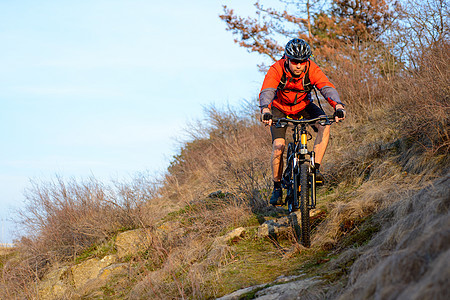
left=1, top=102, right=448, bottom=299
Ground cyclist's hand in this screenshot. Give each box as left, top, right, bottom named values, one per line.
left=334, top=104, right=346, bottom=123
left=261, top=108, right=273, bottom=126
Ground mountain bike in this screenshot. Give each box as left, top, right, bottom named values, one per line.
left=274, top=115, right=335, bottom=247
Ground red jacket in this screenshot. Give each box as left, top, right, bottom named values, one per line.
left=259, top=58, right=342, bottom=115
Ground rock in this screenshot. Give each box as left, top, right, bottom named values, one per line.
left=216, top=283, right=267, bottom=300
left=208, top=190, right=233, bottom=198
left=257, top=213, right=299, bottom=239
left=71, top=255, right=117, bottom=289
left=115, top=228, right=151, bottom=259
left=215, top=227, right=246, bottom=244
left=254, top=277, right=322, bottom=299
left=257, top=210, right=323, bottom=240
left=206, top=227, right=246, bottom=266
left=77, top=263, right=128, bottom=297
left=38, top=266, right=72, bottom=300
left=38, top=255, right=122, bottom=299
left=98, top=263, right=128, bottom=281
left=216, top=275, right=321, bottom=300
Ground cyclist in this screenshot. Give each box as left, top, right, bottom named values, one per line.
left=259, top=38, right=346, bottom=206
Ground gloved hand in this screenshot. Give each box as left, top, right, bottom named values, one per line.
left=334, top=104, right=346, bottom=122
left=263, top=112, right=273, bottom=121
left=261, top=108, right=273, bottom=126
left=335, top=109, right=345, bottom=118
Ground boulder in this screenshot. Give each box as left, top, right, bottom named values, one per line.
left=115, top=228, right=151, bottom=259
left=38, top=266, right=72, bottom=300
left=207, top=227, right=246, bottom=266
left=257, top=213, right=300, bottom=239
left=214, top=227, right=246, bottom=245
left=71, top=255, right=116, bottom=289
left=217, top=275, right=320, bottom=300
left=253, top=277, right=322, bottom=299
left=76, top=263, right=128, bottom=297
left=257, top=210, right=322, bottom=240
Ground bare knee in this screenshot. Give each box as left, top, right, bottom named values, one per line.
left=272, top=139, right=285, bottom=156
left=317, top=124, right=330, bottom=136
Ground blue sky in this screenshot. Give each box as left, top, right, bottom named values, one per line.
left=0, top=0, right=289, bottom=243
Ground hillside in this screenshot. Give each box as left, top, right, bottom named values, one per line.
left=0, top=95, right=448, bottom=299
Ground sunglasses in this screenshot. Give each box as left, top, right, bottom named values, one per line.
left=289, top=58, right=307, bottom=65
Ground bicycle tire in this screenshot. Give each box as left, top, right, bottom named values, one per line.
left=291, top=169, right=299, bottom=213
left=300, top=163, right=311, bottom=247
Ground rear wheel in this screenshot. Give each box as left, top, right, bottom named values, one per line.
left=300, top=163, right=311, bottom=247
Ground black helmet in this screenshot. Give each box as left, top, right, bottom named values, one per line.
left=285, top=38, right=312, bottom=61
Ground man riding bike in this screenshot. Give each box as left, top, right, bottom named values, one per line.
left=259, top=38, right=346, bottom=206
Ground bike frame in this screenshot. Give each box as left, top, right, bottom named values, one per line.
left=292, top=122, right=317, bottom=209
left=277, top=115, right=334, bottom=211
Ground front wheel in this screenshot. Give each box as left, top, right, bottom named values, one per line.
left=300, top=163, right=311, bottom=247
left=284, top=143, right=295, bottom=210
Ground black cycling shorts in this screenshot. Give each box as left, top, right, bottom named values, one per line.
left=270, top=103, right=326, bottom=142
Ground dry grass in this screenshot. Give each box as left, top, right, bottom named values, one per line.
left=333, top=173, right=450, bottom=300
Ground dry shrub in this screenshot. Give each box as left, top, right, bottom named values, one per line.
left=393, top=42, right=450, bottom=155
left=312, top=152, right=441, bottom=250
left=0, top=255, right=39, bottom=299
left=1, top=174, right=160, bottom=299
left=316, top=39, right=449, bottom=187
left=1, top=103, right=272, bottom=299
left=162, top=104, right=273, bottom=210
left=125, top=105, right=276, bottom=299
left=310, top=42, right=404, bottom=185
left=17, top=177, right=155, bottom=262
left=320, top=43, right=395, bottom=123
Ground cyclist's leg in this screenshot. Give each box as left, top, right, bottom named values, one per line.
left=270, top=107, right=287, bottom=181
left=272, top=138, right=285, bottom=181
left=269, top=107, right=287, bottom=205
left=313, top=124, right=330, bottom=164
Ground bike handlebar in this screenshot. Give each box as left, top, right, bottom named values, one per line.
left=273, top=114, right=336, bottom=127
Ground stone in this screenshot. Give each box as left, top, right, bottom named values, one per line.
left=216, top=284, right=267, bottom=300
left=216, top=227, right=246, bottom=244
left=254, top=277, right=321, bottom=299
left=257, top=210, right=323, bottom=240
left=257, top=216, right=294, bottom=239
left=38, top=266, right=72, bottom=300
left=71, top=255, right=116, bottom=288
left=98, top=263, right=128, bottom=281
left=115, top=228, right=151, bottom=259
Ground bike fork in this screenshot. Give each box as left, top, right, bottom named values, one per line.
left=309, top=151, right=317, bottom=209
